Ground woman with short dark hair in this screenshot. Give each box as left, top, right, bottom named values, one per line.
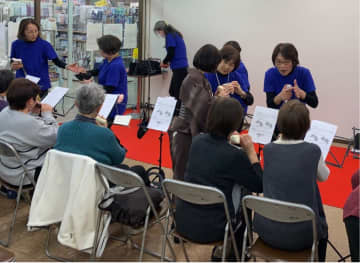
left=0, top=70, right=14, bottom=111
left=10, top=18, right=79, bottom=97
left=205, top=45, right=254, bottom=118
left=175, top=97, right=263, bottom=259
left=153, top=20, right=188, bottom=115
left=264, top=43, right=319, bottom=109
left=0, top=78, right=58, bottom=186
left=75, top=35, right=127, bottom=121
left=169, top=44, right=228, bottom=182
left=254, top=100, right=329, bottom=261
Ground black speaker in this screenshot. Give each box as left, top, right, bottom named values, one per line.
left=354, top=132, right=360, bottom=150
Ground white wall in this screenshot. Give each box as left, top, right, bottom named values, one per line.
left=147, top=0, right=359, bottom=138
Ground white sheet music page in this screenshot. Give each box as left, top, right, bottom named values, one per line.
left=26, top=74, right=41, bottom=84
left=248, top=106, right=279, bottom=145
left=304, top=120, right=338, bottom=159
left=41, top=87, right=68, bottom=107
left=147, top=97, right=177, bottom=132
left=98, top=94, right=118, bottom=119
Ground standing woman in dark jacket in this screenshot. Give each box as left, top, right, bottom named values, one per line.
left=153, top=20, right=188, bottom=115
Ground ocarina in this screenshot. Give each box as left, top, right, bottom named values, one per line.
left=230, top=134, right=241, bottom=145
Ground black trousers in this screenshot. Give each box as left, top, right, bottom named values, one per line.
left=169, top=67, right=188, bottom=116
left=344, top=216, right=359, bottom=261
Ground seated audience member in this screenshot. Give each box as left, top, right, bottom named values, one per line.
left=223, top=40, right=250, bottom=91
left=264, top=43, right=319, bottom=110
left=0, top=70, right=15, bottom=111
left=205, top=45, right=254, bottom=116
left=175, top=97, right=263, bottom=259
left=54, top=84, right=146, bottom=179
left=0, top=78, right=58, bottom=186
left=343, top=169, right=359, bottom=262
left=254, top=100, right=329, bottom=261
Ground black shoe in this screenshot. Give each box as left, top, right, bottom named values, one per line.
left=210, top=246, right=222, bottom=262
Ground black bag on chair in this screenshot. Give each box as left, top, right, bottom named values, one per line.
left=128, top=58, right=161, bottom=76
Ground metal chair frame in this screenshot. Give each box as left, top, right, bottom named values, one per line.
left=241, top=195, right=318, bottom=262
left=94, top=163, right=176, bottom=262
left=161, top=178, right=241, bottom=262
left=0, top=140, right=36, bottom=247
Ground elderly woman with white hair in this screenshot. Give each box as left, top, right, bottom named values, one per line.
left=54, top=84, right=146, bottom=178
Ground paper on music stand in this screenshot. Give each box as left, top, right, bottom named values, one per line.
left=26, top=74, right=40, bottom=84
left=248, top=106, right=279, bottom=145
left=86, top=23, right=102, bottom=51
left=147, top=97, right=177, bottom=132
left=41, top=87, right=68, bottom=107
left=104, top=24, right=123, bottom=42
left=304, top=120, right=338, bottom=159
left=113, top=115, right=131, bottom=126
left=123, top=23, right=137, bottom=49
left=98, top=94, right=118, bottom=119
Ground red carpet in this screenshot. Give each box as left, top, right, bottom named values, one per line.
left=112, top=120, right=359, bottom=208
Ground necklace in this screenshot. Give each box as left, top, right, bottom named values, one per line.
left=215, top=72, right=230, bottom=86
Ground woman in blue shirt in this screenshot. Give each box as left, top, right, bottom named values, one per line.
left=153, top=21, right=188, bottom=115
left=264, top=43, right=319, bottom=109
left=75, top=35, right=128, bottom=121
left=224, top=40, right=250, bottom=90
left=10, top=18, right=79, bottom=97
left=205, top=45, right=254, bottom=128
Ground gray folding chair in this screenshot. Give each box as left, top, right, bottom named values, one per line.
left=161, top=178, right=241, bottom=262
left=94, top=163, right=176, bottom=261
left=241, top=195, right=318, bottom=262
left=0, top=140, right=36, bottom=247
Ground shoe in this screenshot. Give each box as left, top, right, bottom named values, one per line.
left=0, top=186, right=17, bottom=199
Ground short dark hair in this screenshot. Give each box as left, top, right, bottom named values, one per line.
left=0, top=70, right=15, bottom=93
left=220, top=45, right=240, bottom=72
left=207, top=97, right=243, bottom=137
left=97, top=35, right=122, bottom=55
left=7, top=78, right=40, bottom=110
left=277, top=100, right=310, bottom=140
left=224, top=40, right=241, bottom=53
left=17, top=18, right=40, bottom=41
left=193, top=44, right=221, bottom=73
left=272, top=43, right=299, bottom=67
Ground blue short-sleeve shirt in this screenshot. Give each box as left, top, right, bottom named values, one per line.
left=98, top=56, right=128, bottom=117
left=235, top=61, right=250, bottom=89
left=10, top=38, right=57, bottom=91
left=264, top=66, right=316, bottom=108
left=165, top=33, right=188, bottom=70
left=205, top=71, right=250, bottom=113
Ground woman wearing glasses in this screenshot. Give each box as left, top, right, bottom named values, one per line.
left=264, top=43, right=319, bottom=109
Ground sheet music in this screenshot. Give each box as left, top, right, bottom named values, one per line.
left=98, top=94, right=118, bottom=119
left=304, top=120, right=338, bottom=159
left=113, top=114, right=131, bottom=126
left=25, top=74, right=40, bottom=84
left=104, top=24, right=123, bottom=41
left=41, top=87, right=68, bottom=107
left=86, top=23, right=102, bottom=51
left=248, top=106, right=279, bottom=145
left=123, top=23, right=137, bottom=49
left=147, top=97, right=177, bottom=132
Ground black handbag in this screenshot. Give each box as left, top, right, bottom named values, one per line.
left=128, top=58, right=161, bottom=76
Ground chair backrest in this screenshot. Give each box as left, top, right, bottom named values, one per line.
left=0, top=139, right=33, bottom=185
left=162, top=178, right=226, bottom=206
left=242, top=195, right=318, bottom=260
left=95, top=163, right=145, bottom=191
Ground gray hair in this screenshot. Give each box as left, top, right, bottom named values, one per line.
left=75, top=83, right=105, bottom=114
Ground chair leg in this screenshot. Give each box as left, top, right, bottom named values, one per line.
left=180, top=238, right=190, bottom=262
left=241, top=227, right=248, bottom=262
left=91, top=209, right=105, bottom=258
left=222, top=224, right=229, bottom=262
left=139, top=206, right=151, bottom=261
left=44, top=225, right=69, bottom=262
left=160, top=210, right=170, bottom=261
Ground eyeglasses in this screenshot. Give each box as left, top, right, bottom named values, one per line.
left=275, top=60, right=292, bottom=66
